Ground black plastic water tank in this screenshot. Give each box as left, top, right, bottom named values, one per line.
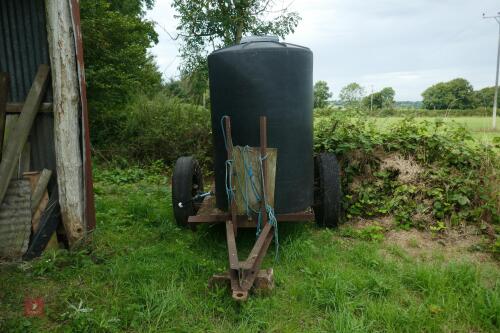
left=208, top=36, right=314, bottom=214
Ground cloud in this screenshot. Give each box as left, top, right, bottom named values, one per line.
left=147, top=0, right=500, bottom=100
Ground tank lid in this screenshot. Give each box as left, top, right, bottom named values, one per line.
left=240, top=36, right=279, bottom=44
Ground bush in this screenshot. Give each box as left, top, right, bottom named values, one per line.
left=94, top=93, right=213, bottom=170
left=314, top=113, right=499, bottom=229
left=319, top=107, right=493, bottom=117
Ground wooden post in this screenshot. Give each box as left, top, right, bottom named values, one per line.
left=0, top=73, right=9, bottom=161
left=46, top=0, right=85, bottom=245
left=0, top=65, right=50, bottom=206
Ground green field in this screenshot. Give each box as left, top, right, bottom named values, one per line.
left=371, top=116, right=500, bottom=144
left=1, top=173, right=499, bottom=332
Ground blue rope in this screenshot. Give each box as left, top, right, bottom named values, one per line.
left=225, top=159, right=234, bottom=205
left=220, top=115, right=279, bottom=260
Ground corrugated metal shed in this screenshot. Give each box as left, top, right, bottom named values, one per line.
left=0, top=0, right=57, bottom=185
left=0, top=0, right=95, bottom=254
left=0, top=0, right=51, bottom=102
left=0, top=1, right=59, bottom=254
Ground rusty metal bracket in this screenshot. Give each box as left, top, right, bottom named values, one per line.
left=218, top=116, right=279, bottom=300
left=194, top=116, right=313, bottom=300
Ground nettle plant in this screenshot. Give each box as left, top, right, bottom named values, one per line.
left=314, top=114, right=499, bottom=229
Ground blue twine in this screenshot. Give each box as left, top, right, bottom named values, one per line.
left=220, top=116, right=279, bottom=260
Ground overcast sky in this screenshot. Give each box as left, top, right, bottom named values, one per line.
left=147, top=0, right=499, bottom=101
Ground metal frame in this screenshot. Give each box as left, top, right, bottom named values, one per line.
left=188, top=116, right=314, bottom=300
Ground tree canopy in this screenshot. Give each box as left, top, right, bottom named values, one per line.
left=474, top=86, right=499, bottom=108
left=421, top=78, right=475, bottom=110
left=80, top=0, right=162, bottom=144
left=363, top=87, right=395, bottom=110
left=171, top=0, right=301, bottom=101
left=339, top=82, right=365, bottom=109
left=314, top=81, right=332, bottom=108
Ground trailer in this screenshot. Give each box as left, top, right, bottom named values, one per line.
left=171, top=36, right=342, bottom=301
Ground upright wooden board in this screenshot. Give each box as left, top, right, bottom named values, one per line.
left=46, top=0, right=85, bottom=246
left=232, top=147, right=277, bottom=215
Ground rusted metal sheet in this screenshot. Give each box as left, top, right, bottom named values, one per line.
left=0, top=179, right=32, bottom=259
left=69, top=0, right=96, bottom=231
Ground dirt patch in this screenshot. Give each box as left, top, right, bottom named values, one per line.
left=344, top=216, right=394, bottom=230
left=383, top=226, right=494, bottom=263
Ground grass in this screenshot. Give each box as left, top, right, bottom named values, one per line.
left=1, top=171, right=499, bottom=332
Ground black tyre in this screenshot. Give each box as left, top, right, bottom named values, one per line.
left=172, top=156, right=204, bottom=227
left=313, top=153, right=343, bottom=228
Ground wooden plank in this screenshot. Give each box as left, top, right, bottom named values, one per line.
left=232, top=147, right=277, bottom=215
left=0, top=73, right=8, bottom=161
left=24, top=171, right=58, bottom=251
left=6, top=103, right=52, bottom=114
left=30, top=169, right=52, bottom=213
left=0, top=65, right=50, bottom=206
left=46, top=0, right=85, bottom=246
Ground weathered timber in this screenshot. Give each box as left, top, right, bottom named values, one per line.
left=209, top=268, right=275, bottom=293
left=30, top=169, right=52, bottom=214
left=0, top=65, right=50, bottom=206
left=232, top=147, right=277, bottom=215
left=6, top=102, right=52, bottom=114
left=46, top=0, right=85, bottom=246
left=0, top=73, right=8, bottom=161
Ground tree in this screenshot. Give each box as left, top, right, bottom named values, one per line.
left=474, top=87, right=500, bottom=108
left=339, top=82, right=365, bottom=109
left=314, top=81, right=332, bottom=108
left=363, top=87, right=395, bottom=110
left=171, top=0, right=301, bottom=101
left=421, top=78, right=475, bottom=110
left=80, top=0, right=162, bottom=144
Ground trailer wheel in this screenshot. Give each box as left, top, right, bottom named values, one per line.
left=314, top=153, right=343, bottom=228
left=172, top=156, right=204, bottom=228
